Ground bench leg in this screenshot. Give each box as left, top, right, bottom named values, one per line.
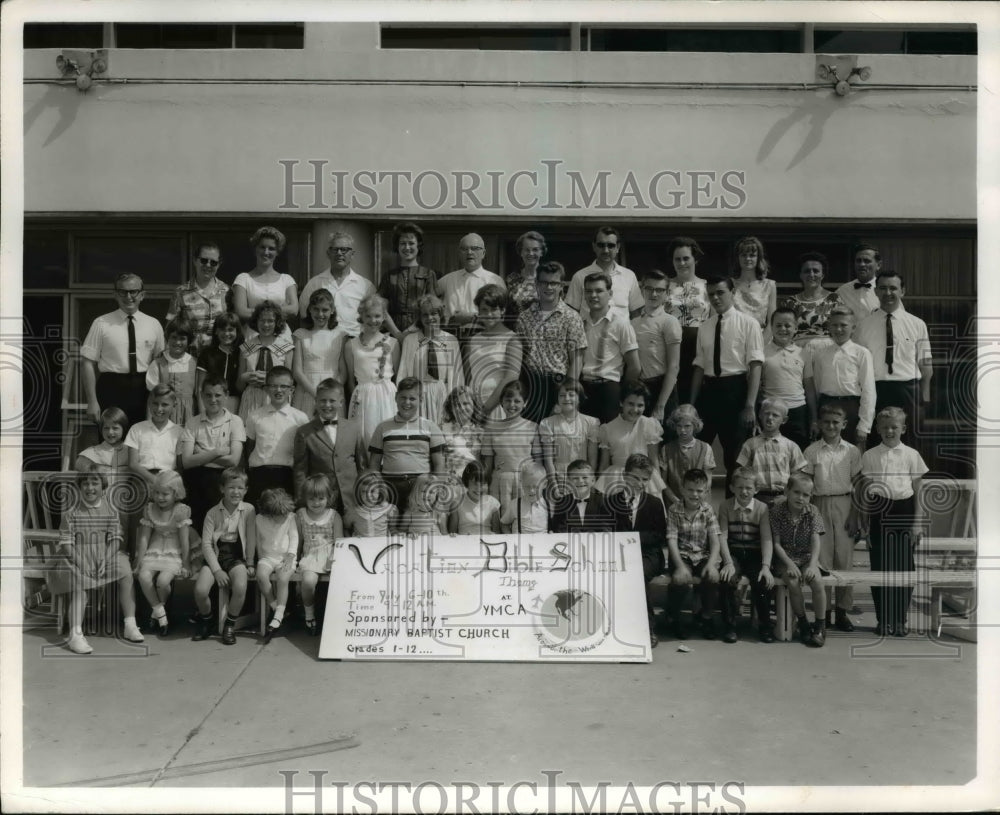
left=774, top=584, right=793, bottom=642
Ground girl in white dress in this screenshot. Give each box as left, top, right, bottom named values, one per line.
left=591, top=382, right=665, bottom=496
left=292, top=289, right=347, bottom=417
left=448, top=462, right=501, bottom=535
left=344, top=294, right=400, bottom=447
left=255, top=487, right=298, bottom=637
left=295, top=474, right=343, bottom=635
left=397, top=294, right=463, bottom=425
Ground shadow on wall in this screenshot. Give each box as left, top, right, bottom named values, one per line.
left=24, top=83, right=88, bottom=148
left=757, top=89, right=858, bottom=170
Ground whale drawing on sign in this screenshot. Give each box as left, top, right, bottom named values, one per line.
left=348, top=542, right=403, bottom=575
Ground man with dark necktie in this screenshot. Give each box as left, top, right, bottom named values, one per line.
left=854, top=272, right=932, bottom=452
left=81, top=273, right=165, bottom=427
left=689, top=277, right=764, bottom=494
left=834, top=244, right=882, bottom=324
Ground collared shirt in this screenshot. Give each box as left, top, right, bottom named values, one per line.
left=246, top=403, right=309, bottom=468
left=165, top=277, right=231, bottom=352
left=203, top=500, right=255, bottom=548
left=736, top=434, right=807, bottom=492
left=124, top=419, right=186, bottom=470
left=761, top=340, right=806, bottom=408
left=717, top=497, right=769, bottom=547
left=184, top=408, right=247, bottom=470
left=631, top=306, right=682, bottom=379
left=81, top=309, right=164, bottom=374
left=769, top=500, right=825, bottom=562
left=145, top=351, right=197, bottom=391
left=369, top=416, right=446, bottom=475
left=692, top=306, right=765, bottom=377
left=378, top=265, right=438, bottom=332
left=804, top=338, right=876, bottom=433
left=834, top=279, right=880, bottom=324
left=854, top=307, right=932, bottom=382
left=436, top=268, right=506, bottom=322
left=565, top=262, right=644, bottom=321
left=397, top=331, right=465, bottom=394
left=581, top=310, right=638, bottom=381
left=803, top=438, right=861, bottom=496
left=516, top=300, right=587, bottom=376
left=860, top=442, right=928, bottom=500
left=299, top=268, right=375, bottom=336
left=666, top=501, right=720, bottom=565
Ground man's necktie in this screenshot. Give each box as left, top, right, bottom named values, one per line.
left=885, top=314, right=894, bottom=374
left=854, top=282, right=872, bottom=290
left=127, top=315, right=137, bottom=374
left=713, top=313, right=722, bottom=377
left=323, top=419, right=338, bottom=426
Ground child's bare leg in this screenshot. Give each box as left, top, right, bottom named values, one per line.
left=68, top=589, right=86, bottom=633
left=256, top=563, right=275, bottom=608
left=155, top=571, right=174, bottom=605
left=117, top=574, right=137, bottom=618
left=785, top=575, right=806, bottom=617
left=137, top=568, right=159, bottom=608
left=227, top=565, right=248, bottom=615
left=269, top=573, right=292, bottom=629
left=301, top=571, right=318, bottom=608
left=808, top=575, right=827, bottom=621
left=193, top=566, right=215, bottom=615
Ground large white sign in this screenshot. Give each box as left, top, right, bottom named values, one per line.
left=319, top=532, right=651, bottom=662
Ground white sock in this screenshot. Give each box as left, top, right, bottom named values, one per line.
left=152, top=604, right=166, bottom=619
left=124, top=616, right=137, bottom=627
left=270, top=605, right=285, bottom=628
left=304, top=604, right=315, bottom=622
left=71, top=626, right=83, bottom=636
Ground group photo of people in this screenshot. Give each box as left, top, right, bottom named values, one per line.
left=52, top=220, right=934, bottom=655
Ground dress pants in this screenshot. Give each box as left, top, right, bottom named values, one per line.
left=520, top=369, right=565, bottom=423
left=96, top=372, right=149, bottom=428
left=696, top=374, right=750, bottom=495
left=581, top=378, right=622, bottom=425
left=868, top=496, right=917, bottom=629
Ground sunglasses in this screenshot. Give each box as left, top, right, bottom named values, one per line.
left=197, top=258, right=220, bottom=267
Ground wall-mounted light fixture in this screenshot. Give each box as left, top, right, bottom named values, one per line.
left=56, top=49, right=109, bottom=92
left=815, top=55, right=872, bottom=96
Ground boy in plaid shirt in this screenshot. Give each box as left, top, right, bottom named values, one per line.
left=664, top=468, right=721, bottom=640
left=770, top=472, right=827, bottom=647
left=736, top=398, right=807, bottom=506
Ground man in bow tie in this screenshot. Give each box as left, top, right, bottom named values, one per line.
left=293, top=379, right=364, bottom=513
left=834, top=244, right=882, bottom=324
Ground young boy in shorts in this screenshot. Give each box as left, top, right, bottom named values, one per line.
left=803, top=403, right=862, bottom=632
left=717, top=466, right=776, bottom=643
left=193, top=466, right=257, bottom=645
left=761, top=307, right=809, bottom=450
left=769, top=472, right=827, bottom=647
left=664, top=468, right=721, bottom=640
left=736, top=398, right=807, bottom=506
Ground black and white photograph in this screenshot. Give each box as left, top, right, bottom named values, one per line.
left=1, top=1, right=997, bottom=811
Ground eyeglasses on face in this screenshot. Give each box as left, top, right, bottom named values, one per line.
left=330, top=246, right=354, bottom=254
left=197, top=258, right=220, bottom=267
left=115, top=289, right=143, bottom=298
left=643, top=286, right=668, bottom=294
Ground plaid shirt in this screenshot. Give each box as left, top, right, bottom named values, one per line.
left=666, top=501, right=720, bottom=566
left=516, top=300, right=587, bottom=377
left=736, top=433, right=807, bottom=492
left=165, top=277, right=231, bottom=353
left=769, top=500, right=825, bottom=562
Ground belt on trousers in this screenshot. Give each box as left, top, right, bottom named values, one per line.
left=820, top=393, right=861, bottom=401
left=815, top=493, right=851, bottom=497
left=580, top=375, right=612, bottom=383
left=703, top=373, right=746, bottom=383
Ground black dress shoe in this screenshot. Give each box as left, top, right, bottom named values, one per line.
left=835, top=612, right=855, bottom=632
left=222, top=620, right=236, bottom=645
left=722, top=627, right=738, bottom=644
left=672, top=621, right=689, bottom=640
left=874, top=621, right=888, bottom=637
left=758, top=625, right=775, bottom=644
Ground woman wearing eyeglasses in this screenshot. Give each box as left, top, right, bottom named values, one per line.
left=165, top=242, right=232, bottom=354
left=232, top=226, right=299, bottom=339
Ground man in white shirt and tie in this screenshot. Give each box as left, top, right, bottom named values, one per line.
left=689, top=277, right=764, bottom=493
left=299, top=232, right=375, bottom=337
left=854, top=272, right=932, bottom=451
left=436, top=233, right=505, bottom=337
left=834, top=244, right=882, bottom=324
left=565, top=226, right=644, bottom=321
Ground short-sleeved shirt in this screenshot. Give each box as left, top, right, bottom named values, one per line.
left=369, top=416, right=446, bottom=475
left=769, top=500, right=825, bottom=562
left=124, top=419, right=186, bottom=471
left=736, top=434, right=807, bottom=493
left=666, top=501, right=720, bottom=565
left=717, top=498, right=769, bottom=548
left=803, top=338, right=876, bottom=433
left=581, top=310, right=638, bottom=382
left=378, top=265, right=438, bottom=332
left=516, top=301, right=587, bottom=376
left=436, top=268, right=506, bottom=322
left=245, top=403, right=309, bottom=468
left=184, top=409, right=247, bottom=470
left=860, top=443, right=928, bottom=501
left=165, top=277, right=231, bottom=352
left=803, top=438, right=862, bottom=496
left=693, top=307, right=765, bottom=377
left=761, top=340, right=806, bottom=408
left=854, top=306, right=932, bottom=383
left=631, top=306, right=682, bottom=379
left=565, top=262, right=643, bottom=322
left=299, top=268, right=375, bottom=336
left=81, top=309, right=165, bottom=374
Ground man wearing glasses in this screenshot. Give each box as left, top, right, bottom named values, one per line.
left=81, top=273, right=165, bottom=426
left=165, top=242, right=231, bottom=353
left=565, top=226, right=644, bottom=322
left=299, top=232, right=375, bottom=337
left=436, top=233, right=505, bottom=334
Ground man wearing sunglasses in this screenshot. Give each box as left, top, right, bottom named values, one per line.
left=564, top=226, right=644, bottom=322
left=81, top=273, right=165, bottom=426
left=165, top=242, right=232, bottom=353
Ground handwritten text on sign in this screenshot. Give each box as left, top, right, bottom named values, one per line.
left=319, top=533, right=651, bottom=662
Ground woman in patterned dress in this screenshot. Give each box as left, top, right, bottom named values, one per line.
left=665, top=237, right=711, bottom=406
